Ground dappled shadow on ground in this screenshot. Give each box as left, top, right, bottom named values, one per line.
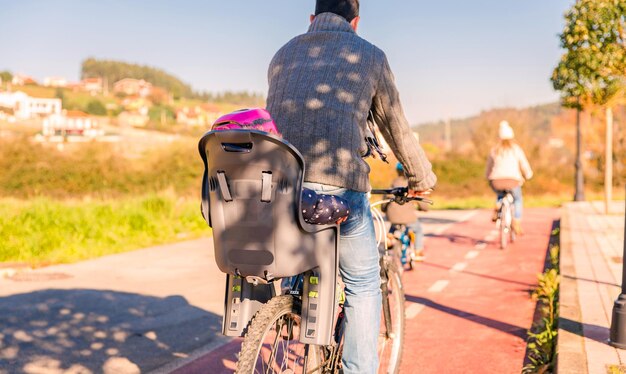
left=404, top=294, right=527, bottom=339
left=0, top=289, right=223, bottom=373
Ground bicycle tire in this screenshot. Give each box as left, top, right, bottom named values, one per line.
left=499, top=208, right=508, bottom=250
left=378, top=261, right=405, bottom=374
left=509, top=205, right=516, bottom=244
left=236, top=295, right=324, bottom=374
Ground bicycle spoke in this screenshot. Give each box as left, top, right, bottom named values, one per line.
left=267, top=318, right=285, bottom=373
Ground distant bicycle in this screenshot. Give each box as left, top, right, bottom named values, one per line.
left=495, top=190, right=516, bottom=249
left=386, top=224, right=419, bottom=271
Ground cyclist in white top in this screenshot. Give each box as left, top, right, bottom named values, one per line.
left=485, top=120, right=533, bottom=234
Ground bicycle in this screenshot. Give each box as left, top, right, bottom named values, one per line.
left=235, top=187, right=430, bottom=374
left=386, top=224, right=418, bottom=271
left=495, top=190, right=516, bottom=249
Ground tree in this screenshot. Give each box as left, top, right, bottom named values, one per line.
left=0, top=71, right=12, bottom=84
left=86, top=100, right=107, bottom=116
left=552, top=49, right=590, bottom=201
left=552, top=0, right=626, bottom=210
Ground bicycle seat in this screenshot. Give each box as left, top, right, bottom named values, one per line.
left=490, top=178, right=519, bottom=193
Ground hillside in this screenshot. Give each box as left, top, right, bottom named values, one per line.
left=81, top=58, right=194, bottom=99
left=414, top=102, right=563, bottom=153
left=409, top=102, right=625, bottom=196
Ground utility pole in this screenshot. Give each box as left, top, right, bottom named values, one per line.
left=609, top=185, right=626, bottom=347
left=605, top=107, right=614, bottom=214
left=444, top=118, right=451, bottom=152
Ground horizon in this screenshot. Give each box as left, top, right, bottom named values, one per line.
left=1, top=0, right=574, bottom=124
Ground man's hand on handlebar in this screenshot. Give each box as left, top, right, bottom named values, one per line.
left=407, top=188, right=433, bottom=198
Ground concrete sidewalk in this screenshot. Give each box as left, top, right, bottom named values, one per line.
left=558, top=201, right=626, bottom=374
left=0, top=238, right=229, bottom=374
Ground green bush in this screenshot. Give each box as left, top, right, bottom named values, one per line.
left=523, top=243, right=560, bottom=374
left=86, top=99, right=107, bottom=116
left=0, top=136, right=203, bottom=199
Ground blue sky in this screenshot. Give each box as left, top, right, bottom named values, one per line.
left=0, top=0, right=573, bottom=124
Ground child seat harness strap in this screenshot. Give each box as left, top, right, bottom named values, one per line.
left=216, top=171, right=233, bottom=202
left=261, top=171, right=273, bottom=203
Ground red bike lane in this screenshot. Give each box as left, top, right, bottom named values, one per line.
left=173, top=208, right=558, bottom=373
left=400, top=208, right=558, bottom=373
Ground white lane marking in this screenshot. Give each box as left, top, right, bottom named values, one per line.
left=406, top=303, right=425, bottom=319
left=431, top=210, right=480, bottom=235
left=465, top=250, right=479, bottom=259
left=450, top=262, right=467, bottom=272
left=475, top=242, right=487, bottom=250
left=427, top=280, right=450, bottom=293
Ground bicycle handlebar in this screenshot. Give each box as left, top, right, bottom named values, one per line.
left=370, top=187, right=434, bottom=205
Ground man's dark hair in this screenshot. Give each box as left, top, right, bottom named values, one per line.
left=315, top=0, right=359, bottom=22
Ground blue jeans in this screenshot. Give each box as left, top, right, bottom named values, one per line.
left=406, top=219, right=424, bottom=250
left=495, top=186, right=523, bottom=219
left=303, top=182, right=381, bottom=374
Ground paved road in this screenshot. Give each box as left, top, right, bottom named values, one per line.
left=0, top=208, right=555, bottom=373
left=0, top=238, right=226, bottom=374
left=399, top=207, right=558, bottom=373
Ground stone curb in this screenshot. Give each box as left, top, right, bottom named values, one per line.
left=556, top=209, right=588, bottom=373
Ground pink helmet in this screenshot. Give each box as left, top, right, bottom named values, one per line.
left=212, top=108, right=279, bottom=135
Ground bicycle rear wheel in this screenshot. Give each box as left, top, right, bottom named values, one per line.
left=499, top=204, right=509, bottom=250
left=378, top=261, right=405, bottom=374
left=509, top=205, right=516, bottom=244
left=236, top=295, right=324, bottom=374
left=500, top=221, right=508, bottom=249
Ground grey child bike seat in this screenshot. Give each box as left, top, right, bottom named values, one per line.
left=198, top=129, right=340, bottom=345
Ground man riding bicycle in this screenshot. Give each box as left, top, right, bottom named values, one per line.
left=266, top=1, right=436, bottom=372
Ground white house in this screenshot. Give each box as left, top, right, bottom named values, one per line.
left=43, top=77, right=68, bottom=87
left=43, top=110, right=103, bottom=137
left=11, top=74, right=36, bottom=86
left=113, top=78, right=153, bottom=97
left=0, top=91, right=62, bottom=119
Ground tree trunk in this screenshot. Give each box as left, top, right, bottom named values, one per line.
left=605, top=106, right=614, bottom=214
left=574, top=107, right=585, bottom=201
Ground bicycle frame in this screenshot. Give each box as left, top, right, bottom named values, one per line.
left=268, top=195, right=405, bottom=373
left=497, top=192, right=515, bottom=249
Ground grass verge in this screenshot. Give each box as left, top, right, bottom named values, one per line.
left=431, top=194, right=574, bottom=210
left=523, top=226, right=560, bottom=373
left=0, top=194, right=210, bottom=266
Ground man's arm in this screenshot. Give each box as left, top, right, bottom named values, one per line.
left=371, top=54, right=437, bottom=191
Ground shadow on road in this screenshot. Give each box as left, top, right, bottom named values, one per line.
left=0, top=289, right=225, bottom=373
left=419, top=261, right=536, bottom=288
left=424, top=232, right=484, bottom=246
left=419, top=217, right=459, bottom=225
left=404, top=294, right=527, bottom=339
left=559, top=317, right=610, bottom=345
left=562, top=274, right=620, bottom=288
